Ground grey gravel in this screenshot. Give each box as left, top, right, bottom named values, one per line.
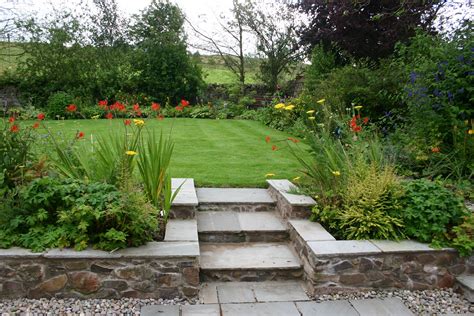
left=0, top=289, right=472, bottom=315
left=312, top=288, right=473, bottom=315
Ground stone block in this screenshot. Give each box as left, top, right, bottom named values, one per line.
left=296, top=301, right=358, bottom=316
left=289, top=220, right=335, bottom=241
left=308, top=240, right=381, bottom=257
left=181, top=304, right=220, bottom=316
left=69, top=271, right=101, bottom=294
left=350, top=298, right=414, bottom=316
left=164, top=219, right=198, bottom=241
left=141, top=305, right=179, bottom=316
left=117, top=242, right=199, bottom=258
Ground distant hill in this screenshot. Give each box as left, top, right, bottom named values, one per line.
left=193, top=54, right=261, bottom=84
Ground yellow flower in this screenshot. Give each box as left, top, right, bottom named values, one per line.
left=332, top=170, right=341, bottom=176
left=91, top=115, right=100, bottom=120
left=284, top=105, right=295, bottom=111
left=306, top=110, right=315, bottom=114
left=354, top=105, right=363, bottom=110
left=133, top=119, right=145, bottom=126
left=317, top=123, right=325, bottom=127
left=274, top=103, right=286, bottom=109
left=265, top=173, right=275, bottom=178
left=317, top=98, right=326, bottom=104
left=125, top=151, right=138, bottom=156
left=308, top=116, right=316, bottom=120
left=293, top=176, right=301, bottom=182
left=468, top=129, right=474, bottom=135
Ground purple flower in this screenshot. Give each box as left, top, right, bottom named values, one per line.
left=409, top=71, right=418, bottom=84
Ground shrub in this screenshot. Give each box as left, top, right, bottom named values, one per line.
left=399, top=179, right=468, bottom=245
left=46, top=92, right=75, bottom=118
left=0, top=177, right=158, bottom=251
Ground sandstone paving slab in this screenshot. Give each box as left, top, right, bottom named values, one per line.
left=308, top=240, right=381, bottom=256
left=199, top=283, right=219, bottom=304
left=350, top=298, right=414, bottom=316
left=267, top=180, right=316, bottom=206
left=200, top=243, right=302, bottom=270
left=217, top=283, right=257, bottom=303
left=237, top=212, right=286, bottom=231
left=289, top=220, right=335, bottom=241
left=221, top=302, right=301, bottom=316
left=164, top=219, right=198, bottom=241
left=181, top=304, right=220, bottom=316
left=141, top=305, right=179, bottom=316
left=252, top=281, right=310, bottom=302
left=197, top=188, right=274, bottom=204
left=45, top=248, right=121, bottom=259
left=117, top=241, right=199, bottom=258
left=371, top=240, right=435, bottom=253
left=0, top=247, right=43, bottom=258
left=296, top=300, right=359, bottom=316
left=172, top=178, right=198, bottom=206
left=197, top=211, right=241, bottom=232
left=456, top=275, right=474, bottom=290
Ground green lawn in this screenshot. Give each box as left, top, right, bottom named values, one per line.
left=34, top=118, right=308, bottom=187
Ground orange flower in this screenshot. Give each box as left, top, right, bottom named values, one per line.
left=272, top=145, right=278, bottom=151
left=37, top=113, right=45, bottom=120
left=124, top=119, right=131, bottom=126
left=175, top=105, right=184, bottom=112
left=363, top=117, right=369, bottom=124
left=10, top=125, right=19, bottom=133
left=76, top=131, right=85, bottom=139
left=265, top=136, right=271, bottom=143
left=32, top=122, right=40, bottom=129
left=106, top=112, right=113, bottom=120
left=431, top=147, right=440, bottom=153
left=288, top=137, right=300, bottom=143
left=151, top=102, right=161, bottom=111
left=98, top=100, right=108, bottom=108
left=8, top=117, right=15, bottom=124
left=133, top=104, right=140, bottom=112
left=181, top=99, right=190, bottom=107
left=157, top=114, right=164, bottom=121
left=66, top=104, right=77, bottom=112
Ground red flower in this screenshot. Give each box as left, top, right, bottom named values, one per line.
left=157, top=114, right=164, bottom=121
left=288, top=137, right=300, bottom=143
left=363, top=117, right=369, bottom=124
left=272, top=145, right=278, bottom=151
left=175, top=105, right=184, bottom=112
left=110, top=101, right=126, bottom=112
left=265, top=136, right=271, bottom=143
left=76, top=131, right=85, bottom=139
left=181, top=99, right=190, bottom=107
left=133, top=104, right=140, bottom=111
left=106, top=112, right=113, bottom=120
left=37, top=113, right=45, bottom=120
left=352, top=125, right=362, bottom=133
left=10, top=125, right=19, bottom=133
left=8, top=117, right=15, bottom=124
left=124, top=119, right=131, bottom=126
left=32, top=122, right=40, bottom=129
left=151, top=102, right=161, bottom=111
left=67, top=104, right=77, bottom=112
left=431, top=147, right=440, bottom=153
left=98, top=100, right=108, bottom=108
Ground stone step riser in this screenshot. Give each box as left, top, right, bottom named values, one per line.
left=198, top=203, right=276, bottom=212
left=199, top=231, right=289, bottom=243
left=200, top=268, right=304, bottom=283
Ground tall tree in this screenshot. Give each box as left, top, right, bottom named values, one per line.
left=295, top=0, right=446, bottom=60
left=240, top=0, right=302, bottom=92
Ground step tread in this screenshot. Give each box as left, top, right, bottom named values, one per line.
left=197, top=188, right=275, bottom=204
left=198, top=211, right=286, bottom=233
left=200, top=242, right=302, bottom=270
left=456, top=275, right=474, bottom=290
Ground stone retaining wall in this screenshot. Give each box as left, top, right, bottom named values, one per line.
left=289, top=222, right=474, bottom=295
left=0, top=242, right=200, bottom=300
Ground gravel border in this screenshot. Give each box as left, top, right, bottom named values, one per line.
left=0, top=289, right=472, bottom=315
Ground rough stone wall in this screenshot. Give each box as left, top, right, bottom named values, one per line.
left=0, top=257, right=199, bottom=299
left=290, top=225, right=474, bottom=295
left=267, top=187, right=310, bottom=219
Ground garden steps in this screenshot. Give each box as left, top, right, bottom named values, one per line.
left=197, top=211, right=288, bottom=242
left=196, top=188, right=276, bottom=212
left=199, top=242, right=303, bottom=282
left=455, top=275, right=474, bottom=303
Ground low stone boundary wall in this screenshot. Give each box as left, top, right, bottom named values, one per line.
left=0, top=241, right=200, bottom=299
left=289, top=220, right=474, bottom=295
left=267, top=180, right=316, bottom=219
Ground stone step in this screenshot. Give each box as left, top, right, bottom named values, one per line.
left=455, top=275, right=474, bottom=303
left=200, top=242, right=303, bottom=282
left=197, top=211, right=288, bottom=242
left=200, top=281, right=310, bottom=304
left=197, top=188, right=276, bottom=212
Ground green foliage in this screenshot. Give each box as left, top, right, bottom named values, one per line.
left=0, top=177, right=158, bottom=251
left=399, top=179, right=467, bottom=244
left=46, top=92, right=75, bottom=118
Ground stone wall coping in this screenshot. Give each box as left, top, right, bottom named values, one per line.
left=172, top=178, right=198, bottom=206
left=370, top=240, right=455, bottom=253
left=308, top=240, right=382, bottom=257
left=266, top=180, right=316, bottom=206
left=289, top=220, right=335, bottom=242
left=0, top=241, right=200, bottom=259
